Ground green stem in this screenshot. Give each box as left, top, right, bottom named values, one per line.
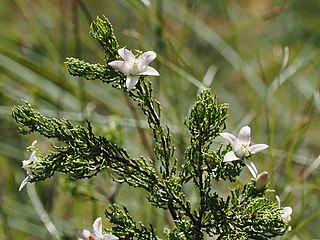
left=136, top=82, right=171, bottom=176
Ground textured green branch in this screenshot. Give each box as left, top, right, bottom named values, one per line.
left=11, top=102, right=194, bottom=229
left=13, top=15, right=292, bottom=240
left=12, top=103, right=157, bottom=189
left=65, top=58, right=120, bottom=84
left=89, top=16, right=119, bottom=59
left=106, top=204, right=159, bottom=240
left=66, top=17, right=177, bottom=179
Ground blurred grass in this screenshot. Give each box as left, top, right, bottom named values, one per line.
left=0, top=0, right=319, bottom=239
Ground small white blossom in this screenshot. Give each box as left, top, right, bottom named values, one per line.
left=276, top=195, right=293, bottom=223
left=281, top=207, right=293, bottom=223
left=79, top=217, right=119, bottom=240
left=108, top=47, right=159, bottom=90
left=220, top=126, right=269, bottom=178
left=19, top=140, right=39, bottom=191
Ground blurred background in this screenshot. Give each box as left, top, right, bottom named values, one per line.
left=0, top=0, right=319, bottom=239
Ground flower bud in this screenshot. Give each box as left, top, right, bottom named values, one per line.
left=255, top=171, right=269, bottom=190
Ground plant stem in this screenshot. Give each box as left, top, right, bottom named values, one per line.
left=125, top=95, right=154, bottom=158
left=136, top=82, right=171, bottom=177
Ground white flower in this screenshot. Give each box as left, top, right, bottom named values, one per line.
left=19, top=140, right=39, bottom=191
left=276, top=195, right=293, bottom=223
left=281, top=207, right=293, bottom=223
left=79, top=217, right=119, bottom=240
left=220, top=126, right=269, bottom=178
left=275, top=195, right=292, bottom=232
left=108, top=47, right=160, bottom=90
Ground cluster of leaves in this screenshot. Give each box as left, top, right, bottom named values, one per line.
left=12, top=16, right=289, bottom=239
left=224, top=182, right=286, bottom=239
left=105, top=204, right=158, bottom=240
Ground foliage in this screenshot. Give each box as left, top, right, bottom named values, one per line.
left=11, top=16, right=292, bottom=239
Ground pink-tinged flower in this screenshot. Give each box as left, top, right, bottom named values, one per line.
left=79, top=217, right=118, bottom=240
left=108, top=47, right=160, bottom=90
left=19, top=140, right=39, bottom=191
left=220, top=126, right=269, bottom=178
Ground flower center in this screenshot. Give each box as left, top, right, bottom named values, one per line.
left=88, top=235, right=95, bottom=240
left=234, top=142, right=250, bottom=158
left=241, top=143, right=249, bottom=149
left=282, top=213, right=290, bottom=222
left=130, top=61, right=140, bottom=75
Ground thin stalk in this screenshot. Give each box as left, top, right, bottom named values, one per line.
left=125, top=95, right=154, bottom=158
left=197, top=137, right=205, bottom=228
left=27, top=184, right=61, bottom=240
left=135, top=82, right=171, bottom=177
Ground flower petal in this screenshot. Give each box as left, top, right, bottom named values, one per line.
left=248, top=144, right=269, bottom=154
left=29, top=150, right=40, bottom=162
left=19, top=176, right=30, bottom=191
left=276, top=195, right=281, bottom=208
left=22, top=159, right=32, bottom=168
left=118, top=48, right=135, bottom=62
left=126, top=75, right=140, bottom=90
left=220, top=132, right=237, bottom=146
left=31, top=140, right=38, bottom=146
left=283, top=206, right=292, bottom=216
left=93, top=217, right=103, bottom=237
left=103, top=234, right=119, bottom=240
left=238, top=126, right=251, bottom=144
left=244, top=160, right=258, bottom=178
left=80, top=229, right=92, bottom=239
left=108, top=60, right=129, bottom=74
left=139, top=66, right=160, bottom=76
left=223, top=151, right=239, bottom=162
left=137, top=51, right=157, bottom=65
